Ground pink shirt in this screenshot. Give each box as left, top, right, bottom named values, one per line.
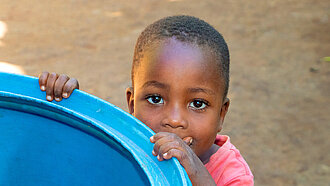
left=205, top=135, right=254, bottom=186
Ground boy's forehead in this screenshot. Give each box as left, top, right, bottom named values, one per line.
left=142, top=38, right=218, bottom=71
left=135, top=38, right=224, bottom=91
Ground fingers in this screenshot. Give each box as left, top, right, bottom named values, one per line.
left=39, top=72, right=49, bottom=91
left=163, top=149, right=187, bottom=162
left=150, top=132, right=187, bottom=161
left=150, top=132, right=192, bottom=146
left=54, top=74, right=69, bottom=101
left=62, top=78, right=79, bottom=98
left=150, top=132, right=175, bottom=143
left=45, top=73, right=59, bottom=101
left=157, top=141, right=184, bottom=161
left=152, top=136, right=177, bottom=157
left=38, top=72, right=79, bottom=102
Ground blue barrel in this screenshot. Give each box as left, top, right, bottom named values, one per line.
left=0, top=72, right=191, bottom=186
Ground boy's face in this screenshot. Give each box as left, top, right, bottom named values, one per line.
left=126, top=38, right=229, bottom=158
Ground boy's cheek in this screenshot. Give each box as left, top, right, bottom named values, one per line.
left=134, top=111, right=161, bottom=132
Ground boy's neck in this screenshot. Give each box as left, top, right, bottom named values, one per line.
left=200, top=144, right=220, bottom=164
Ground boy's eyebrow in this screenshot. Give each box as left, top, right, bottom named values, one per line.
left=142, top=81, right=215, bottom=95
left=142, top=80, right=169, bottom=89
left=188, top=87, right=216, bottom=95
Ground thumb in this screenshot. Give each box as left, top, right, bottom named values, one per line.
left=182, top=136, right=193, bottom=146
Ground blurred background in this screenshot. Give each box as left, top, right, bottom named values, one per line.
left=0, top=0, right=329, bottom=185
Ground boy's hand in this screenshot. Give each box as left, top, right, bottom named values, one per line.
left=150, top=132, right=216, bottom=186
left=38, top=72, right=79, bottom=102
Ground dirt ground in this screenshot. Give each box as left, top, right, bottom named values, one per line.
left=0, top=0, right=329, bottom=185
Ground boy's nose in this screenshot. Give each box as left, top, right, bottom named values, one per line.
left=161, top=104, right=188, bottom=129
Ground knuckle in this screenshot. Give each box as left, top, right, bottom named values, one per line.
left=168, top=134, right=176, bottom=140
left=158, top=132, right=167, bottom=137
left=64, top=83, right=72, bottom=92
left=49, top=72, right=58, bottom=79
left=40, top=71, right=48, bottom=77
left=39, top=72, right=48, bottom=80
left=69, top=78, right=79, bottom=88
left=59, top=74, right=69, bottom=80
left=61, top=74, right=69, bottom=78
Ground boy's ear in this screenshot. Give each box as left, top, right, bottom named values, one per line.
left=218, top=98, right=230, bottom=132
left=126, top=87, right=134, bottom=115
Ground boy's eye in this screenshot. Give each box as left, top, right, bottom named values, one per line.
left=146, top=95, right=164, bottom=105
left=189, top=100, right=208, bottom=110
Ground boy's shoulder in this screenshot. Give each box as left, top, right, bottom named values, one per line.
left=205, top=135, right=254, bottom=185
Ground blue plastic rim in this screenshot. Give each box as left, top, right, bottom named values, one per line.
left=0, top=72, right=191, bottom=186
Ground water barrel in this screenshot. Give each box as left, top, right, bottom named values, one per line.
left=0, top=72, right=191, bottom=186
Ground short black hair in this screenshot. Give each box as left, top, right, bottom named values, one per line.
left=132, top=15, right=230, bottom=97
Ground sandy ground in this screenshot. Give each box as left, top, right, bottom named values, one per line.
left=0, top=0, right=329, bottom=185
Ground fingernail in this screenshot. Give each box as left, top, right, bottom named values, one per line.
left=152, top=150, right=156, bottom=156
left=157, top=155, right=161, bottom=160
left=189, top=138, right=193, bottom=145
left=163, top=153, right=168, bottom=157
left=55, top=97, right=60, bottom=101
left=41, top=86, right=45, bottom=91
left=63, top=93, right=68, bottom=98
left=46, top=96, right=52, bottom=101
left=150, top=136, right=154, bottom=142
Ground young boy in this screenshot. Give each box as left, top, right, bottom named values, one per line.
left=39, top=15, right=253, bottom=185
